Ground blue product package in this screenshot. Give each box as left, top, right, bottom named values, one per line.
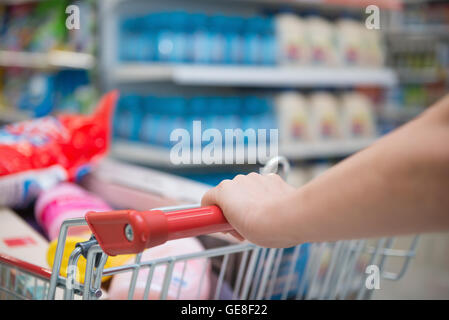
left=242, top=96, right=262, bottom=130
left=119, top=18, right=131, bottom=61
left=269, top=244, right=310, bottom=300
left=258, top=97, right=276, bottom=130
left=53, top=70, right=89, bottom=113
left=18, top=73, right=55, bottom=117
left=139, top=96, right=159, bottom=144
left=121, top=17, right=145, bottom=61
left=190, top=13, right=210, bottom=64
left=261, top=17, right=277, bottom=65
left=223, top=96, right=242, bottom=130
left=171, top=11, right=189, bottom=63
left=188, top=96, right=208, bottom=148
left=224, top=16, right=244, bottom=64
left=142, top=13, right=159, bottom=61
left=153, top=97, right=185, bottom=147
left=207, top=97, right=224, bottom=132
left=243, top=17, right=264, bottom=65
left=127, top=19, right=141, bottom=62
left=200, top=97, right=220, bottom=147
left=166, top=96, right=187, bottom=147
left=228, top=96, right=246, bottom=148
left=115, top=95, right=142, bottom=141
left=241, top=96, right=262, bottom=146
left=130, top=16, right=147, bottom=61
left=258, top=97, right=278, bottom=147
left=156, top=12, right=175, bottom=62
left=207, top=97, right=233, bottom=148
left=209, top=15, right=226, bottom=64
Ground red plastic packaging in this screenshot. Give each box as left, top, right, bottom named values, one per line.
left=0, top=91, right=119, bottom=207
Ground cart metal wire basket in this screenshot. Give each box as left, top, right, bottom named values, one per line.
left=0, top=157, right=419, bottom=300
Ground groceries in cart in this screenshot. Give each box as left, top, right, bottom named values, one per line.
left=0, top=90, right=118, bottom=208
left=108, top=238, right=211, bottom=300
left=0, top=95, right=245, bottom=299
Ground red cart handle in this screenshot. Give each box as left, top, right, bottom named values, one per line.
left=85, top=206, right=232, bottom=256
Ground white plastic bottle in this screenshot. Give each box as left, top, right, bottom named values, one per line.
left=275, top=92, right=310, bottom=145
left=335, top=18, right=364, bottom=66
left=304, top=16, right=336, bottom=66
left=308, top=92, right=340, bottom=140
left=275, top=13, right=307, bottom=65
left=360, top=27, right=384, bottom=67
left=339, top=92, right=376, bottom=139
left=108, top=237, right=211, bottom=300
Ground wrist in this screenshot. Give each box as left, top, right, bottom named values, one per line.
left=271, top=188, right=308, bottom=247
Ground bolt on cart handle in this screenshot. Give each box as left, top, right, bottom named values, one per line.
left=85, top=205, right=232, bottom=256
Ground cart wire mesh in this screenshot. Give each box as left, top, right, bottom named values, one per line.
left=0, top=215, right=419, bottom=300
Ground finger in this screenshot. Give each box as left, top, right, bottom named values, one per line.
left=201, top=188, right=218, bottom=207
left=201, top=179, right=231, bottom=207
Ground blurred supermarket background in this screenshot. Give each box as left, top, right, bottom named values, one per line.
left=0, top=0, right=448, bottom=299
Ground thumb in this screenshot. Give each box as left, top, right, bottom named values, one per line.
left=201, top=187, right=218, bottom=207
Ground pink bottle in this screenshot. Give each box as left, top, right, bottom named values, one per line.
left=35, top=182, right=112, bottom=240
left=108, top=237, right=211, bottom=300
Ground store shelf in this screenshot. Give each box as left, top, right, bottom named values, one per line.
left=111, top=138, right=377, bottom=167
left=0, top=108, right=31, bottom=124
left=113, top=64, right=398, bottom=87
left=0, top=50, right=95, bottom=70
left=280, top=138, right=377, bottom=159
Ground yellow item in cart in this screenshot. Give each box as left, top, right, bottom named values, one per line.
left=47, top=236, right=134, bottom=283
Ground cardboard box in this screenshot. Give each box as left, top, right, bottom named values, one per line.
left=0, top=208, right=49, bottom=269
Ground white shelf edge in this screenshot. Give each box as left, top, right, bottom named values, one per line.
left=0, top=50, right=95, bottom=70
left=281, top=138, right=377, bottom=159
left=110, top=138, right=377, bottom=167
left=113, top=64, right=398, bottom=87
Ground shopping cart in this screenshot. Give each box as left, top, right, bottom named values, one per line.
left=0, top=157, right=419, bottom=300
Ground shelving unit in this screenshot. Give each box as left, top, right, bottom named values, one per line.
left=99, top=0, right=401, bottom=169
left=111, top=138, right=377, bottom=167
left=113, top=64, right=398, bottom=87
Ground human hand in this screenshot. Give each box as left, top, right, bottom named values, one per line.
left=201, top=172, right=299, bottom=248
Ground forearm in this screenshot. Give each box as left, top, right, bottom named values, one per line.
left=285, top=95, right=449, bottom=243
